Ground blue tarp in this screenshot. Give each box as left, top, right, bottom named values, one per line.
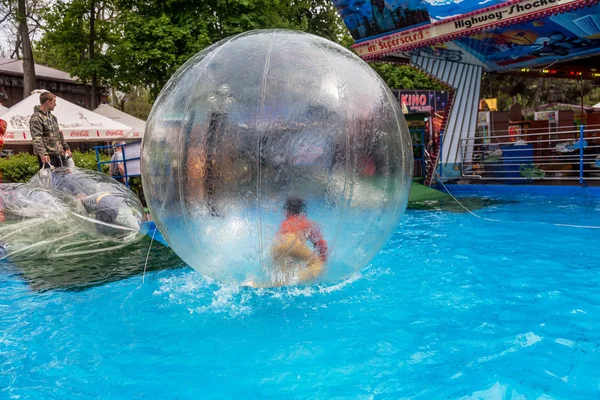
left=141, top=221, right=169, bottom=247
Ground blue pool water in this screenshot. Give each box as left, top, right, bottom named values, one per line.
left=2, top=194, right=600, bottom=399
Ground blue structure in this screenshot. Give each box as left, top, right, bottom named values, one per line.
left=332, top=0, right=600, bottom=186
left=94, top=141, right=141, bottom=188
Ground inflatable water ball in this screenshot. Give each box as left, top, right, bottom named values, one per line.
left=0, top=182, right=81, bottom=221
left=0, top=183, right=97, bottom=260
left=30, top=168, right=144, bottom=242
left=142, top=30, right=413, bottom=286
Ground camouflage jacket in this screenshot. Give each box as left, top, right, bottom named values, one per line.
left=30, top=105, right=69, bottom=156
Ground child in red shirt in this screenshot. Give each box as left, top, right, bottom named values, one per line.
left=270, top=197, right=328, bottom=286
left=243, top=197, right=328, bottom=287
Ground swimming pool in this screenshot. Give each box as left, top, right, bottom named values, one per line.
left=1, top=194, right=599, bottom=399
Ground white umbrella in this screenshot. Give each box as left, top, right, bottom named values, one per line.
left=0, top=104, right=7, bottom=116
left=93, top=104, right=145, bottom=139
left=2, top=90, right=133, bottom=143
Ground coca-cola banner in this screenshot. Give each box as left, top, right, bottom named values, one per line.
left=4, top=127, right=133, bottom=142
left=1, top=91, right=134, bottom=143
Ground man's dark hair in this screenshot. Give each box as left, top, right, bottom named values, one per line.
left=39, top=91, right=54, bottom=105
left=285, top=196, right=306, bottom=215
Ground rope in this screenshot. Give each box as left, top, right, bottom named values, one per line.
left=68, top=210, right=138, bottom=232
left=424, top=148, right=600, bottom=229
left=142, top=226, right=157, bottom=284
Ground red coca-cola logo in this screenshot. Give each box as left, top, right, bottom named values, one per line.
left=70, top=130, right=90, bottom=137
left=106, top=130, right=124, bottom=136
left=4, top=132, right=15, bottom=139
left=134, top=132, right=141, bottom=137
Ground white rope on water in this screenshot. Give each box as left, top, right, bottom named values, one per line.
left=50, top=237, right=138, bottom=257
left=120, top=226, right=156, bottom=324
left=0, top=230, right=79, bottom=261
left=0, top=218, right=47, bottom=241
left=142, top=226, right=157, bottom=283
left=553, top=223, right=600, bottom=229
left=68, top=211, right=139, bottom=232
left=425, top=149, right=600, bottom=230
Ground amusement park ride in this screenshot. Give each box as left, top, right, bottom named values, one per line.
left=332, top=0, right=600, bottom=184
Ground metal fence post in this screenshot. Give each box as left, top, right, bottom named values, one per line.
left=580, top=124, right=584, bottom=185
left=95, top=147, right=101, bottom=172
left=122, top=144, right=130, bottom=188
left=438, top=130, right=443, bottom=181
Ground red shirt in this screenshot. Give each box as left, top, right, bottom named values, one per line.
left=0, top=119, right=5, bottom=155
left=278, top=215, right=328, bottom=261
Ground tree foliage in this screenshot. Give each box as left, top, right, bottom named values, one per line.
left=112, top=1, right=212, bottom=98
left=481, top=73, right=600, bottom=111
left=0, top=0, right=46, bottom=59
left=31, top=0, right=438, bottom=103
left=34, top=0, right=117, bottom=101
left=121, top=86, right=152, bottom=120
left=370, top=63, right=443, bottom=90
left=0, top=0, right=46, bottom=97
left=111, top=0, right=347, bottom=98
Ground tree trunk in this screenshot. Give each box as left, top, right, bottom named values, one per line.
left=89, top=0, right=97, bottom=109
left=111, top=87, right=125, bottom=110
left=18, top=0, right=36, bottom=97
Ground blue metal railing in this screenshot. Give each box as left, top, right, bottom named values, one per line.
left=93, top=144, right=140, bottom=188
left=459, top=125, right=599, bottom=185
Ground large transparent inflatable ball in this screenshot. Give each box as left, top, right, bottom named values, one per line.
left=142, top=30, right=413, bottom=287
left=30, top=168, right=144, bottom=242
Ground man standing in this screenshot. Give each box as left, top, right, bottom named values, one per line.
left=109, top=141, right=127, bottom=184
left=30, top=91, right=71, bottom=169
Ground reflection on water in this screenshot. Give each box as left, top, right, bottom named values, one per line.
left=5, top=236, right=186, bottom=292
left=4, top=195, right=509, bottom=292
left=408, top=197, right=516, bottom=212
left=2, top=192, right=510, bottom=292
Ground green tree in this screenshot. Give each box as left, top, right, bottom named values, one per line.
left=583, top=86, right=600, bottom=107
left=34, top=0, right=117, bottom=107
left=0, top=0, right=45, bottom=96
left=199, top=0, right=346, bottom=43
left=481, top=73, right=598, bottom=111
left=112, top=0, right=346, bottom=99
left=120, top=86, right=152, bottom=120
left=370, top=63, right=443, bottom=90
left=111, top=1, right=212, bottom=99
left=17, top=0, right=36, bottom=97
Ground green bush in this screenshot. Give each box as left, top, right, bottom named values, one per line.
left=0, top=153, right=40, bottom=182
left=0, top=150, right=111, bottom=183
left=128, top=176, right=146, bottom=207
left=72, top=150, right=111, bottom=174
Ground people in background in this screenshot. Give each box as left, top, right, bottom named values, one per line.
left=30, top=91, right=71, bottom=169
left=109, top=141, right=127, bottom=184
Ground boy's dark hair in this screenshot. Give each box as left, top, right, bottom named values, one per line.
left=284, top=196, right=306, bottom=215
